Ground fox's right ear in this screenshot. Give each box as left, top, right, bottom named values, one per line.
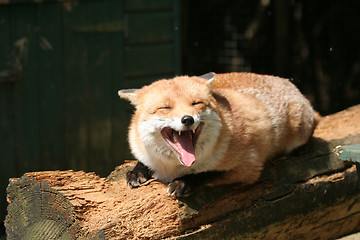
left=118, top=89, right=139, bottom=106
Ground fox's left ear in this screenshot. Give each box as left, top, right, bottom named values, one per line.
left=118, top=89, right=139, bottom=106
left=197, top=72, right=215, bottom=87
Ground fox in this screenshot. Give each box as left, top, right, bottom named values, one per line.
left=118, top=72, right=318, bottom=198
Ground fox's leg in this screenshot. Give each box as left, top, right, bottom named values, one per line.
left=167, top=171, right=225, bottom=198
left=126, top=161, right=153, bottom=188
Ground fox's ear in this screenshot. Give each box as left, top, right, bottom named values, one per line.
left=197, top=72, right=215, bottom=87
left=118, top=89, right=139, bottom=106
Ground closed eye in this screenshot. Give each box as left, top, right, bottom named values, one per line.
left=192, top=101, right=204, bottom=106
left=159, top=106, right=171, bottom=110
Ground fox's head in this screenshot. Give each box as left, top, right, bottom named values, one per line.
left=118, top=73, right=222, bottom=169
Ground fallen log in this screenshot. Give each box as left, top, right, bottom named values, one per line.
left=5, top=105, right=360, bottom=240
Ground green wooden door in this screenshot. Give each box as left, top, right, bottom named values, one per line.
left=0, top=0, right=180, bottom=229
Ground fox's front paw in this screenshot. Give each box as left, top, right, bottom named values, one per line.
left=126, top=161, right=152, bottom=188
left=126, top=170, right=149, bottom=188
left=167, top=179, right=191, bottom=198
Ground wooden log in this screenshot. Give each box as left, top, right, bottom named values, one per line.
left=5, top=105, right=360, bottom=240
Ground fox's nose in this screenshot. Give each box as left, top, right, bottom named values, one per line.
left=181, top=115, right=194, bottom=127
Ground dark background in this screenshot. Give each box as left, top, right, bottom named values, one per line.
left=182, top=0, right=360, bottom=115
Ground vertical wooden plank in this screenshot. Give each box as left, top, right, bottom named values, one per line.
left=172, top=0, right=181, bottom=75
left=86, top=0, right=113, bottom=176
left=108, top=0, right=131, bottom=171
left=108, top=0, right=131, bottom=168
left=63, top=2, right=90, bottom=172
left=36, top=4, right=64, bottom=170
left=0, top=4, right=17, bottom=229
left=9, top=4, right=40, bottom=174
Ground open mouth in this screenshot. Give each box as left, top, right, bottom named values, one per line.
left=160, top=123, right=204, bottom=167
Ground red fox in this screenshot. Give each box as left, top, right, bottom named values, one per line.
left=118, top=72, right=318, bottom=197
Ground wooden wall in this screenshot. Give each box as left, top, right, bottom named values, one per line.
left=0, top=0, right=181, bottom=229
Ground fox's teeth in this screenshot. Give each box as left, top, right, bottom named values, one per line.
left=192, top=129, right=196, bottom=134
left=178, top=131, right=181, bottom=136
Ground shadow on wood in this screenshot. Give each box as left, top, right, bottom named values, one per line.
left=5, top=105, right=360, bottom=239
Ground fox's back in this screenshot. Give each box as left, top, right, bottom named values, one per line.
left=210, top=73, right=317, bottom=171
left=212, top=72, right=305, bottom=105
left=212, top=72, right=275, bottom=89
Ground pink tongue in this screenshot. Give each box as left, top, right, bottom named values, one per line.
left=174, top=132, right=195, bottom=167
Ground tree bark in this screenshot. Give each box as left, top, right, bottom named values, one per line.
left=5, top=105, right=360, bottom=240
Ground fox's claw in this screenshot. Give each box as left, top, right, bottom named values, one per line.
left=126, top=161, right=152, bottom=188
left=126, top=170, right=149, bottom=188
left=167, top=179, right=191, bottom=198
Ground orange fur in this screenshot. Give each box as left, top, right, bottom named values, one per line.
left=119, top=72, right=318, bottom=185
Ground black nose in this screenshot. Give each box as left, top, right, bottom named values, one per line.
left=181, top=115, right=194, bottom=126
